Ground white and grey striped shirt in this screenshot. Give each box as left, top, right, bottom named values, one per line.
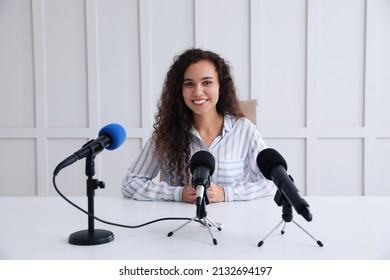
left=122, top=115, right=275, bottom=201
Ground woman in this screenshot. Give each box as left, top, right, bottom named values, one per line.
left=122, top=48, right=275, bottom=203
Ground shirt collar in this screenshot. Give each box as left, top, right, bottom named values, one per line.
left=190, top=114, right=233, bottom=138
left=222, top=114, right=233, bottom=136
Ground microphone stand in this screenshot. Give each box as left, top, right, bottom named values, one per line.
left=68, top=152, right=114, bottom=245
left=167, top=187, right=222, bottom=245
left=257, top=190, right=323, bottom=247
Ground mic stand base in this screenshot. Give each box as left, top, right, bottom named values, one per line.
left=69, top=229, right=114, bottom=246
left=167, top=216, right=221, bottom=245
left=257, top=219, right=323, bottom=247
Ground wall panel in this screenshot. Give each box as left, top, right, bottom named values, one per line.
left=315, top=139, right=363, bottom=195
left=97, top=0, right=141, bottom=128
left=316, top=0, right=366, bottom=127
left=45, top=0, right=88, bottom=128
left=259, top=0, right=307, bottom=128
left=371, top=139, right=390, bottom=195
left=0, top=0, right=35, bottom=128
left=0, top=139, right=37, bottom=195
left=373, top=0, right=390, bottom=127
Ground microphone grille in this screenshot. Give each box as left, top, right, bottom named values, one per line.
left=190, top=150, right=215, bottom=176
left=256, top=148, right=287, bottom=180
left=98, top=123, right=127, bottom=150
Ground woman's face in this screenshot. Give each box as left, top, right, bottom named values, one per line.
left=182, top=59, right=220, bottom=117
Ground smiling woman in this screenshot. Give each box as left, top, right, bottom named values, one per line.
left=122, top=48, right=275, bottom=203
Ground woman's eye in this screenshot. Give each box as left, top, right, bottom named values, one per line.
left=184, top=82, right=193, bottom=87
left=203, top=81, right=212, bottom=86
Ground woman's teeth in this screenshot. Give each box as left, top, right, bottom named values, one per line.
left=193, top=99, right=207, bottom=105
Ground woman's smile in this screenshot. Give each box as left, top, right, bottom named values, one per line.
left=192, top=99, right=208, bottom=105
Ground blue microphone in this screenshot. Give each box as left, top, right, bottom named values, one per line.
left=53, top=123, right=126, bottom=175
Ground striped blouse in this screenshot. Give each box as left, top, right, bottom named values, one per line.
left=121, top=115, right=276, bottom=202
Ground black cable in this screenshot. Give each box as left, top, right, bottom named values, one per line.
left=52, top=175, right=197, bottom=229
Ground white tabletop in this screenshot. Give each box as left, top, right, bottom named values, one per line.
left=0, top=195, right=389, bottom=260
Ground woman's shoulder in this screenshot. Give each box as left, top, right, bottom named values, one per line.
left=226, top=114, right=256, bottom=130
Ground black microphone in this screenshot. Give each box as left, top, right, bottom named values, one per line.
left=190, top=150, right=215, bottom=206
left=257, top=148, right=312, bottom=222
left=53, top=123, right=126, bottom=175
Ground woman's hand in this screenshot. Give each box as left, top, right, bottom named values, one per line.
left=182, top=184, right=196, bottom=203
left=182, top=183, right=225, bottom=203
left=207, top=182, right=225, bottom=203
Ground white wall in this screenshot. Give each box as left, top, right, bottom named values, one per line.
left=0, top=0, right=389, bottom=197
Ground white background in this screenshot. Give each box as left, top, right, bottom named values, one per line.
left=0, top=0, right=389, bottom=197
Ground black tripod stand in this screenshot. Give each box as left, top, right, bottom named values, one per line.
left=258, top=190, right=323, bottom=247
left=167, top=188, right=221, bottom=245
left=68, top=153, right=114, bottom=245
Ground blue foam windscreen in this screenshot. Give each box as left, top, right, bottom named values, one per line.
left=98, top=123, right=126, bottom=150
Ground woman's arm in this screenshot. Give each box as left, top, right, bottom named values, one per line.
left=121, top=139, right=183, bottom=201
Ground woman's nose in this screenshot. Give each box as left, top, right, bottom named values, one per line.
left=192, top=84, right=203, bottom=95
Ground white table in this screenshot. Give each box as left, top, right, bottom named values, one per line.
left=1, top=196, right=389, bottom=260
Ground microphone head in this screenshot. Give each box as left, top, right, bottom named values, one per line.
left=98, top=123, right=127, bottom=150
left=190, top=150, right=215, bottom=176
left=256, top=148, right=288, bottom=180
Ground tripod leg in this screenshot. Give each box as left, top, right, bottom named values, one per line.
left=204, top=217, right=222, bottom=231
left=167, top=217, right=197, bottom=237
left=258, top=220, right=284, bottom=247
left=292, top=220, right=324, bottom=247
left=203, top=218, right=218, bottom=245
left=281, top=222, right=287, bottom=235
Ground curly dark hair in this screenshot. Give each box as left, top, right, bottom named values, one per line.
left=152, top=48, right=244, bottom=184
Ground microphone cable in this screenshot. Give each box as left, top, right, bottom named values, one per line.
left=52, top=174, right=199, bottom=229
